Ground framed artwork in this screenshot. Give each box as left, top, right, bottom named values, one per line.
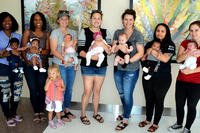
left=130, top=0, right=200, bottom=61
left=21, top=0, right=101, bottom=32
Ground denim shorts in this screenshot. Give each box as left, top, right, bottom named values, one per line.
left=81, top=66, right=107, bottom=76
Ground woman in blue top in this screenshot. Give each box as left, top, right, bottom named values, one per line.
left=50, top=10, right=77, bottom=122
left=112, top=9, right=144, bottom=130
left=0, top=12, right=23, bottom=127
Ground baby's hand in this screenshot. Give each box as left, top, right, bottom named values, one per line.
left=127, top=46, right=133, bottom=53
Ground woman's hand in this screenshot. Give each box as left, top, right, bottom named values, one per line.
left=190, top=50, right=200, bottom=58
left=91, top=54, right=99, bottom=61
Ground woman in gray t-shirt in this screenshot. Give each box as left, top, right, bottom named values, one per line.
left=112, top=9, right=144, bottom=131
left=50, top=10, right=77, bottom=123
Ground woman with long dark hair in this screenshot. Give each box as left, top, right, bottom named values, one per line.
left=139, top=23, right=175, bottom=132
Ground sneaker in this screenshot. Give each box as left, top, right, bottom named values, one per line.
left=168, top=123, right=183, bottom=132
left=49, top=121, right=57, bottom=129
left=57, top=119, right=65, bottom=126
left=143, top=67, right=149, bottom=73
left=144, top=75, right=152, bottom=80
left=6, top=119, right=16, bottom=127
left=33, top=66, right=38, bottom=70
left=181, top=128, right=191, bottom=133
left=39, top=68, right=46, bottom=73
left=13, top=115, right=23, bottom=122
left=12, top=68, right=19, bottom=73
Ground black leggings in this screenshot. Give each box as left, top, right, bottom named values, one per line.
left=176, top=81, right=200, bottom=130
left=142, top=74, right=171, bottom=125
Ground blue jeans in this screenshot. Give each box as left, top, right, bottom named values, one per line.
left=114, top=69, right=139, bottom=119
left=0, top=63, right=23, bottom=119
left=59, top=65, right=76, bottom=109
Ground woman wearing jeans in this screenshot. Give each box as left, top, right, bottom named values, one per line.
left=112, top=9, right=144, bottom=131
left=50, top=10, right=77, bottom=122
left=0, top=12, right=23, bottom=127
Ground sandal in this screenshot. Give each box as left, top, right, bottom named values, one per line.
left=138, top=120, right=150, bottom=127
left=93, top=114, right=104, bottom=123
left=39, top=113, right=47, bottom=121
left=80, top=116, right=91, bottom=125
left=147, top=124, right=159, bottom=132
left=115, top=122, right=128, bottom=130
left=33, top=113, right=40, bottom=123
left=65, top=111, right=76, bottom=119
left=116, top=115, right=123, bottom=121
left=61, top=113, right=72, bottom=122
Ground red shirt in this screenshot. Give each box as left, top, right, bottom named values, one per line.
left=177, top=40, right=200, bottom=84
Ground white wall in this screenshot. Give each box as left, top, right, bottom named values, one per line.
left=1, top=0, right=199, bottom=109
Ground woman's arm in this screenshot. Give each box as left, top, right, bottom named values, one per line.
left=50, top=37, right=64, bottom=61
left=0, top=49, right=10, bottom=58
left=150, top=49, right=171, bottom=63
left=21, top=30, right=31, bottom=63
left=129, top=44, right=144, bottom=63
left=101, top=39, right=112, bottom=55
left=40, top=32, right=50, bottom=55
left=176, top=45, right=188, bottom=63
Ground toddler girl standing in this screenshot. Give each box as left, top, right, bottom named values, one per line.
left=44, top=64, right=65, bottom=128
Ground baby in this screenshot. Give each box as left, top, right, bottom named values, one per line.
left=179, top=40, right=198, bottom=70
left=61, top=34, right=78, bottom=70
left=141, top=40, right=161, bottom=80
left=7, top=38, right=27, bottom=73
left=86, top=31, right=109, bottom=67
left=26, top=37, right=46, bottom=72
left=112, top=32, right=133, bottom=68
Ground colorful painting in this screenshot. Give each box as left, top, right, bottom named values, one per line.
left=22, top=0, right=99, bottom=32
left=132, top=0, right=200, bottom=59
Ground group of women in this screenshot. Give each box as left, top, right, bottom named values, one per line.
left=0, top=8, right=200, bottom=133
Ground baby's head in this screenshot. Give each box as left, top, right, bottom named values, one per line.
left=118, top=33, right=128, bottom=44
left=9, top=38, right=19, bottom=50
left=48, top=64, right=60, bottom=80
left=151, top=40, right=161, bottom=51
left=93, top=31, right=103, bottom=40
left=63, top=34, right=72, bottom=43
left=30, top=37, right=40, bottom=47
left=187, top=40, right=198, bottom=51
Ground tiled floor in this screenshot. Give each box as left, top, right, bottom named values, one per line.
left=44, top=111, right=200, bottom=133
left=1, top=98, right=199, bottom=133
